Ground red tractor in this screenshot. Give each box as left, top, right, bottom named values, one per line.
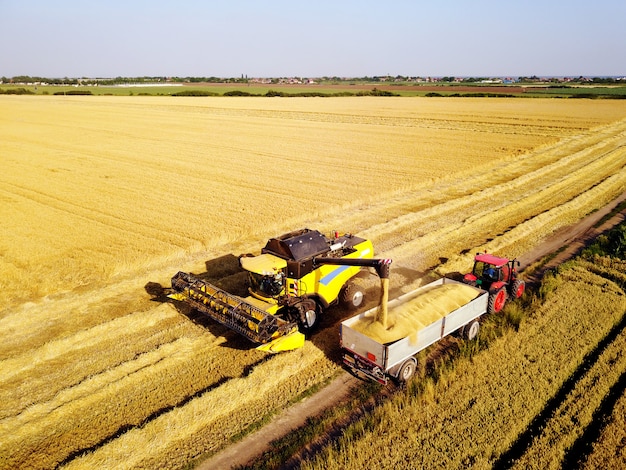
left=463, top=253, right=525, bottom=314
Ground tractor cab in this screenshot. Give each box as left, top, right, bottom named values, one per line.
left=464, top=253, right=512, bottom=290
left=463, top=253, right=525, bottom=314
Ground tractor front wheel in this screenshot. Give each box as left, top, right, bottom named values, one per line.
left=488, top=288, right=507, bottom=314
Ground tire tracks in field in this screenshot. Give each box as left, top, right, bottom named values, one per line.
left=562, top=369, right=626, bottom=469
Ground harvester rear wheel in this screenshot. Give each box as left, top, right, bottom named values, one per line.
left=341, top=280, right=366, bottom=310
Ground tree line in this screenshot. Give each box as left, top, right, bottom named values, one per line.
left=4, top=75, right=624, bottom=86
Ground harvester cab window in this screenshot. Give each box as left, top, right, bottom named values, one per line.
left=250, top=271, right=284, bottom=297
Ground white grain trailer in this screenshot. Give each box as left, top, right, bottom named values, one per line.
left=341, top=277, right=488, bottom=384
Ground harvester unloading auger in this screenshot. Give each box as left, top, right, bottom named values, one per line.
left=168, top=228, right=391, bottom=353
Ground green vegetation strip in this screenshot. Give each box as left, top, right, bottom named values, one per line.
left=2, top=83, right=626, bottom=98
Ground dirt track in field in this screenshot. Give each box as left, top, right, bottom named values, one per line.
left=197, top=198, right=626, bottom=469
left=520, top=191, right=626, bottom=279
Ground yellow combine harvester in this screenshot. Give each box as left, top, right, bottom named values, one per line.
left=169, top=228, right=391, bottom=353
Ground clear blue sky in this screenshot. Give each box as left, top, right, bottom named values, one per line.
left=1, top=0, right=624, bottom=78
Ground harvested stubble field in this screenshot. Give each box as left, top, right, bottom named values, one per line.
left=1, top=95, right=626, bottom=469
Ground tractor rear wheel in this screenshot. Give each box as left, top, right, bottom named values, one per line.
left=488, top=288, right=507, bottom=314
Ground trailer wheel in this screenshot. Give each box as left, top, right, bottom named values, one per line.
left=463, top=319, right=480, bottom=340
left=396, top=358, right=417, bottom=383
left=341, top=281, right=366, bottom=310
left=488, top=288, right=507, bottom=314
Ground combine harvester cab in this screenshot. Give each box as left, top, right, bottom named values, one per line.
left=169, top=228, right=377, bottom=353
left=241, top=228, right=374, bottom=331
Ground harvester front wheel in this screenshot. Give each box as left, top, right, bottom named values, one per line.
left=295, top=299, right=321, bottom=332
left=341, top=281, right=366, bottom=310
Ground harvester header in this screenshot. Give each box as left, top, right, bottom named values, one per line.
left=170, top=271, right=298, bottom=346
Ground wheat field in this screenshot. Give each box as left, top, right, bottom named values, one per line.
left=1, top=95, right=626, bottom=469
